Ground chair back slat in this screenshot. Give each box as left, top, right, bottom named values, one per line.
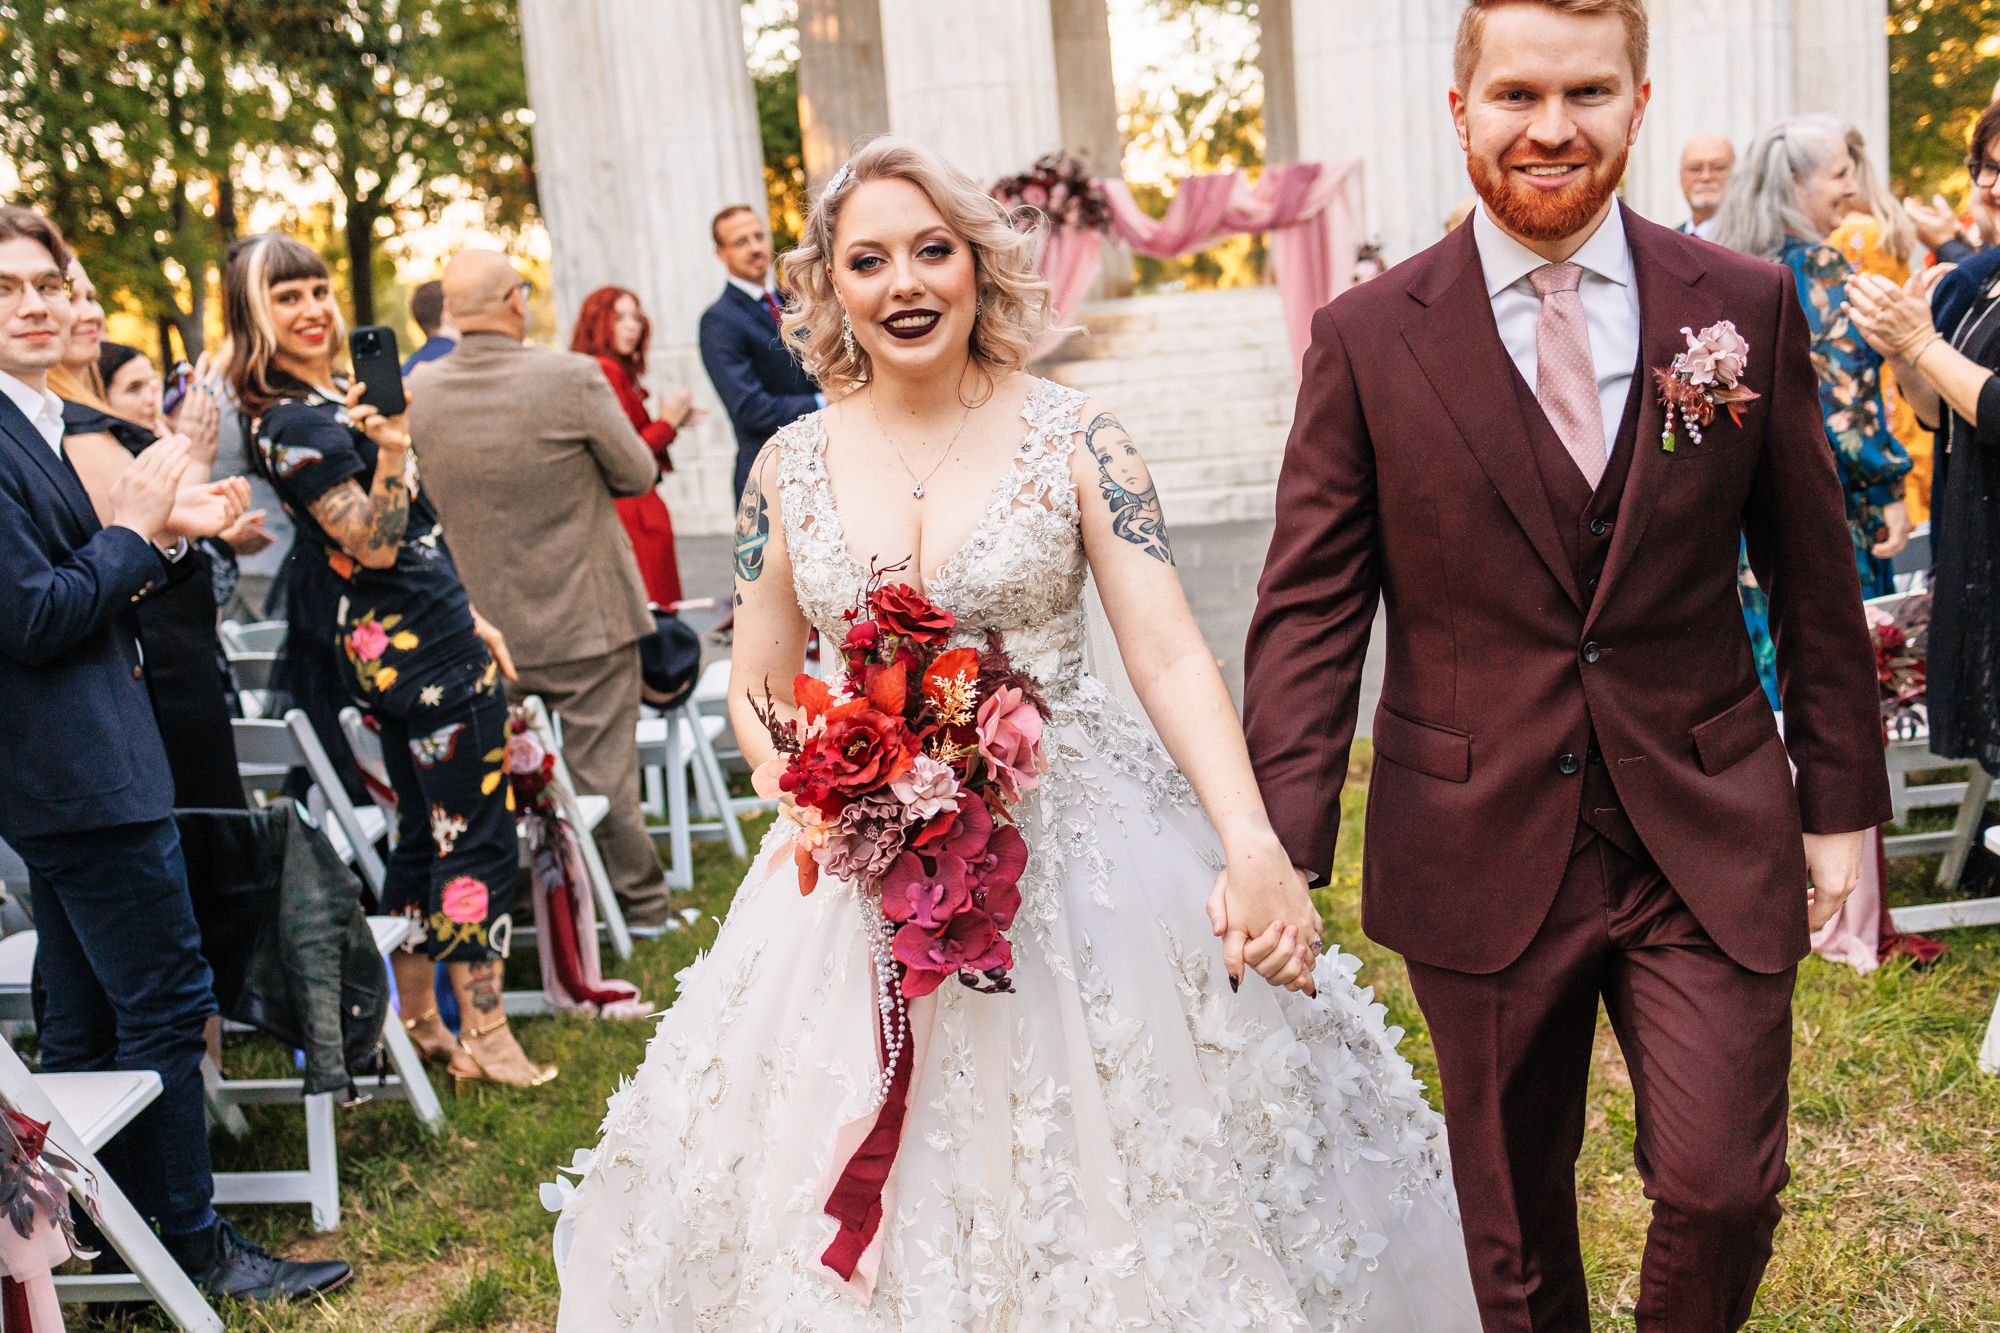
left=231, top=717, right=300, bottom=769
left=228, top=652, right=277, bottom=691
left=220, top=620, right=288, bottom=655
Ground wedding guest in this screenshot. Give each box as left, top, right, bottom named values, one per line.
left=401, top=279, right=458, bottom=374
left=1711, top=114, right=1912, bottom=705
left=1828, top=129, right=1934, bottom=525
left=1676, top=132, right=1734, bottom=237
left=698, top=205, right=821, bottom=501
left=49, top=265, right=253, bottom=808
left=99, top=341, right=166, bottom=425
left=1851, top=100, right=2000, bottom=775
left=410, top=250, right=675, bottom=931
left=225, top=231, right=555, bottom=1091
left=0, top=206, right=344, bottom=1302
left=568, top=284, right=704, bottom=606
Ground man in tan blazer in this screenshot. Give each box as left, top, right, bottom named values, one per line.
left=408, top=249, right=671, bottom=927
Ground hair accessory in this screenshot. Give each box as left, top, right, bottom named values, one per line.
left=825, top=161, right=854, bottom=197
left=842, top=312, right=856, bottom=359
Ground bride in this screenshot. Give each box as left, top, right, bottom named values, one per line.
left=549, top=136, right=1479, bottom=1331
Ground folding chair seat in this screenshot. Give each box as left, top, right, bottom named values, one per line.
left=0, top=1040, right=223, bottom=1329
left=638, top=707, right=754, bottom=891
left=217, top=618, right=288, bottom=655
left=0, top=927, right=36, bottom=1024
left=233, top=712, right=386, bottom=894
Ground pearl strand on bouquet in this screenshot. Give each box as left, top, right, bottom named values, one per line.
left=860, top=895, right=908, bottom=1108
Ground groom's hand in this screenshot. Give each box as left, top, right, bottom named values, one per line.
left=1802, top=829, right=1867, bottom=930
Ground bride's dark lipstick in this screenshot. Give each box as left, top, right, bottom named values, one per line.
left=881, top=308, right=943, bottom=340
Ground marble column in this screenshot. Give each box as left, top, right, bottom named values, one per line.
left=878, top=0, right=1062, bottom=184
left=1050, top=0, right=1130, bottom=296
left=519, top=0, right=767, bottom=535
left=1258, top=0, right=1299, bottom=167
left=1626, top=0, right=1795, bottom=226
left=797, top=0, right=890, bottom=190
left=1290, top=0, right=1465, bottom=266
left=1791, top=0, right=1890, bottom=181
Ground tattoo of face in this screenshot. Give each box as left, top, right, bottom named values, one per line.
left=734, top=467, right=769, bottom=583
left=1084, top=412, right=1172, bottom=564
left=468, top=960, right=501, bottom=1012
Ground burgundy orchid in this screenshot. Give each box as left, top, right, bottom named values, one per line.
left=879, top=851, right=972, bottom=931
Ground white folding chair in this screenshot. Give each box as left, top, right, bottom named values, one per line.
left=225, top=651, right=279, bottom=720
left=1980, top=987, right=2000, bottom=1075
left=233, top=711, right=387, bottom=894
left=0, top=1041, right=223, bottom=1330
left=518, top=696, right=631, bottom=960
left=218, top=618, right=288, bottom=655
left=0, top=928, right=37, bottom=1026
left=638, top=704, right=755, bottom=891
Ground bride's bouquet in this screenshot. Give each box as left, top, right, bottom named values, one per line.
left=751, top=560, right=1048, bottom=997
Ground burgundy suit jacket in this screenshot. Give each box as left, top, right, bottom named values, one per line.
left=1242, top=205, right=1892, bottom=976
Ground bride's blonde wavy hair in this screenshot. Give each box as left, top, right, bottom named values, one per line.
left=780, top=136, right=1058, bottom=399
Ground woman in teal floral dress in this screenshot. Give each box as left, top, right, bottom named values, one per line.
left=1712, top=116, right=1913, bottom=707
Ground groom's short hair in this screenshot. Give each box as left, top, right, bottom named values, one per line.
left=1453, top=0, right=1649, bottom=92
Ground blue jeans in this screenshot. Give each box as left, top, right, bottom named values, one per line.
left=13, top=817, right=218, bottom=1235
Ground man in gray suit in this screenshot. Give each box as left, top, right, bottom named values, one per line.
left=408, top=249, right=671, bottom=927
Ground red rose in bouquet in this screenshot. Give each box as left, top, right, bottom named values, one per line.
left=868, top=583, right=955, bottom=645
left=781, top=665, right=917, bottom=817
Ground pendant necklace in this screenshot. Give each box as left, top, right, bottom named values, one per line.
left=870, top=390, right=970, bottom=499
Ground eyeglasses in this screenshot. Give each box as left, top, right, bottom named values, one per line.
left=516, top=281, right=532, bottom=303
left=0, top=273, right=71, bottom=312
left=1968, top=158, right=2000, bottom=188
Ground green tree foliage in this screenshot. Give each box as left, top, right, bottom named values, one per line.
left=756, top=63, right=805, bottom=254
left=1889, top=0, right=2000, bottom=201
left=0, top=0, right=273, bottom=356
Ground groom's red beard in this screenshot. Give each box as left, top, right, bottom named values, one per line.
left=1468, top=142, right=1628, bottom=242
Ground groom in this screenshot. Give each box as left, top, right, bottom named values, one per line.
left=1243, top=2, right=1889, bottom=1330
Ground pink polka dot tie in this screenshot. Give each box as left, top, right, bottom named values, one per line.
left=1529, top=262, right=1606, bottom=489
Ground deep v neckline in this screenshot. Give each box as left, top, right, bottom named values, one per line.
left=810, top=382, right=1058, bottom=598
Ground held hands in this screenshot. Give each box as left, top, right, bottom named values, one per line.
left=1205, top=831, right=1323, bottom=997
left=1803, top=830, right=1866, bottom=931
left=343, top=381, right=412, bottom=452
left=470, top=605, right=518, bottom=683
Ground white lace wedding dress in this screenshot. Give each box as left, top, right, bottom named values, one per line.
left=550, top=379, right=1480, bottom=1331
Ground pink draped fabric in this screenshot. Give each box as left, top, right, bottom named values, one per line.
left=1030, top=227, right=1106, bottom=361
left=1032, top=161, right=1363, bottom=375
left=1810, top=827, right=1884, bottom=973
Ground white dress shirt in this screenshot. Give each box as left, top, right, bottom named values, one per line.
left=728, top=274, right=777, bottom=306
left=0, top=367, right=69, bottom=456
left=1474, top=201, right=1642, bottom=456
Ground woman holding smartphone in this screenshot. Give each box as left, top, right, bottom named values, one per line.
left=223, top=231, right=554, bottom=1092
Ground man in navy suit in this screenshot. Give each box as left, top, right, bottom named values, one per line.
left=698, top=205, right=822, bottom=501
left=0, top=207, right=350, bottom=1302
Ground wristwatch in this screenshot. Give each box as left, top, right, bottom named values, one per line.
left=154, top=535, right=191, bottom=563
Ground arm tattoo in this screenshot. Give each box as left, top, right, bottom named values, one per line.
left=363, top=473, right=409, bottom=555
left=1084, top=412, right=1173, bottom=564
left=735, top=457, right=771, bottom=583
left=308, top=470, right=409, bottom=561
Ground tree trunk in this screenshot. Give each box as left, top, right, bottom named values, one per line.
left=156, top=316, right=178, bottom=368
left=345, top=199, right=377, bottom=327
left=215, top=173, right=237, bottom=245
left=175, top=282, right=206, bottom=360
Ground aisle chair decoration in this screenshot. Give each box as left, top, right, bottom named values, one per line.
left=503, top=708, right=649, bottom=1019
left=0, top=1095, right=86, bottom=1332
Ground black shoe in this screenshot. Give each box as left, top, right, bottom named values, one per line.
left=163, top=1218, right=354, bottom=1303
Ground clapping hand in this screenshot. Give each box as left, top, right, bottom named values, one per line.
left=1847, top=271, right=1936, bottom=360
left=1206, top=831, right=1323, bottom=997
left=167, top=474, right=251, bottom=539
left=164, top=351, right=221, bottom=465
left=663, top=385, right=707, bottom=430
left=219, top=507, right=274, bottom=556
left=1904, top=194, right=1965, bottom=252
left=108, top=434, right=192, bottom=542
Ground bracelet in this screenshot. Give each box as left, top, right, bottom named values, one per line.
left=1905, top=331, right=1944, bottom=366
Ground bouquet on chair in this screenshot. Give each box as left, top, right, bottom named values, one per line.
left=750, top=560, right=1049, bottom=1283
left=504, top=712, right=650, bottom=1020
left=0, top=1100, right=87, bottom=1332
left=1866, top=594, right=1929, bottom=741
left=750, top=559, right=1047, bottom=999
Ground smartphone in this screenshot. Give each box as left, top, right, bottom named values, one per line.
left=347, top=326, right=407, bottom=418
left=160, top=360, right=193, bottom=418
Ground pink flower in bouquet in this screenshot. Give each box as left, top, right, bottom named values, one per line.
left=893, top=911, right=1009, bottom=997
left=880, top=851, right=971, bottom=930
left=813, top=792, right=907, bottom=884
left=975, top=685, right=1044, bottom=803
left=505, top=726, right=547, bottom=775
left=961, top=822, right=1027, bottom=930
left=890, top=753, right=959, bottom=823
left=1021, top=182, right=1049, bottom=208
left=347, top=620, right=388, bottom=662
left=441, top=876, right=488, bottom=924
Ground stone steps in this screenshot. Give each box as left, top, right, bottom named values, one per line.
left=1040, top=286, right=1298, bottom=528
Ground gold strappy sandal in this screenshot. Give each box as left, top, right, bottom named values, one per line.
left=401, top=1006, right=460, bottom=1067
left=449, top=1016, right=558, bottom=1094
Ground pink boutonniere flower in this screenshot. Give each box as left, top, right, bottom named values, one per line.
left=1654, top=320, right=1761, bottom=452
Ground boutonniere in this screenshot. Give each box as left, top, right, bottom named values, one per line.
left=1654, top=320, right=1760, bottom=452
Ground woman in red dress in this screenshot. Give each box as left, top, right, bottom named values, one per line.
left=570, top=286, right=703, bottom=605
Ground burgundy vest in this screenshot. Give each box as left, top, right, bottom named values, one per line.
left=1510, top=361, right=1649, bottom=860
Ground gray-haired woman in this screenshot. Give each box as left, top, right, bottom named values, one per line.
left=1710, top=115, right=1913, bottom=703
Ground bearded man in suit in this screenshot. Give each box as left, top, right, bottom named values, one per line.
left=1241, top=3, right=1888, bottom=1330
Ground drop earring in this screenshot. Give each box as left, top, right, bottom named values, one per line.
left=842, top=312, right=855, bottom=358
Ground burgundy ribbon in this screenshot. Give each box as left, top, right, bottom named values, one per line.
left=818, top=982, right=914, bottom=1280
left=2, top=1275, right=27, bottom=1333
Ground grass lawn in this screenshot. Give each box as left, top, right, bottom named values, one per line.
left=70, top=745, right=2000, bottom=1329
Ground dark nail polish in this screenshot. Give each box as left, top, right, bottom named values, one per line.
left=1228, top=973, right=1240, bottom=993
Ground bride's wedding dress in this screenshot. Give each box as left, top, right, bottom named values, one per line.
left=550, top=379, right=1480, bottom=1330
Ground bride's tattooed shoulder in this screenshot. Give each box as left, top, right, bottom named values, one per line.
left=1083, top=411, right=1172, bottom=565
left=734, top=444, right=775, bottom=601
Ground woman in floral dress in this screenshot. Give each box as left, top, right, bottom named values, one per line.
left=1712, top=115, right=1913, bottom=706
left=224, top=231, right=554, bottom=1091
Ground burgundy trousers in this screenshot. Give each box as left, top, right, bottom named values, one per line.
left=1405, top=833, right=1795, bottom=1333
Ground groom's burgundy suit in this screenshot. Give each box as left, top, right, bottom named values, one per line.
left=1244, top=204, right=1890, bottom=1332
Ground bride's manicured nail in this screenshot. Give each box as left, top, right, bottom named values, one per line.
left=1228, top=973, right=1240, bottom=993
